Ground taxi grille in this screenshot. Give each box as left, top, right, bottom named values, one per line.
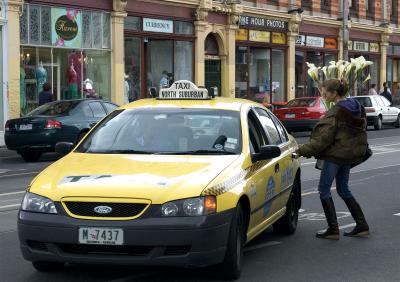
left=64, top=202, right=147, bottom=218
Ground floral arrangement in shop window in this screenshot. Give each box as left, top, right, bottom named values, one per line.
left=306, top=56, right=373, bottom=108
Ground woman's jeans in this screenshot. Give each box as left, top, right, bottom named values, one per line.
left=318, top=161, right=353, bottom=200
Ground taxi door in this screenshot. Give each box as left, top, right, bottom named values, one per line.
left=254, top=108, right=296, bottom=208
left=246, top=109, right=282, bottom=235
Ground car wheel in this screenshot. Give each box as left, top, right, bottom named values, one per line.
left=273, top=180, right=299, bottom=235
left=374, top=116, right=382, bottom=130
left=395, top=115, right=400, bottom=128
left=219, top=204, right=245, bottom=280
left=32, top=261, right=64, bottom=272
left=20, top=151, right=42, bottom=162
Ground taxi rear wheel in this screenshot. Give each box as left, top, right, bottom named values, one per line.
left=219, top=204, right=245, bottom=280
left=273, top=183, right=299, bottom=235
left=32, top=261, right=64, bottom=272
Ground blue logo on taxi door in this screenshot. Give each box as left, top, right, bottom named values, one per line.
left=263, top=176, right=275, bottom=217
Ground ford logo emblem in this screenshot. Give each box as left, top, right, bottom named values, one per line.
left=94, top=206, right=113, bottom=214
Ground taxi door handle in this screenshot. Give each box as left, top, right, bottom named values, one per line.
left=275, top=163, right=280, bottom=173
left=292, top=152, right=300, bottom=160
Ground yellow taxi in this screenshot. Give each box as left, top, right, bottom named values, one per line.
left=18, top=81, right=301, bottom=280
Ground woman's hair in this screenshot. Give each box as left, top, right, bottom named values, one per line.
left=43, top=82, right=52, bottom=91
left=320, top=79, right=346, bottom=97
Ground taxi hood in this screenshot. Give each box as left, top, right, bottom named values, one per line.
left=29, top=153, right=239, bottom=204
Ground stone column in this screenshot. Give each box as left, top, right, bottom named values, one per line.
left=111, top=0, right=127, bottom=104
left=380, top=28, right=391, bottom=87
left=287, top=14, right=301, bottom=101
left=338, top=29, right=344, bottom=61
left=7, top=0, right=23, bottom=118
left=194, top=20, right=207, bottom=88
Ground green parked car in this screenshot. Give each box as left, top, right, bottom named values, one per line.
left=4, top=99, right=118, bottom=162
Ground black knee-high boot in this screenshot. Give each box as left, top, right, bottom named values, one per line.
left=316, top=198, right=339, bottom=240
left=343, top=197, right=369, bottom=237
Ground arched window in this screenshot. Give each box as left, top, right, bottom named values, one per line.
left=205, top=34, right=219, bottom=56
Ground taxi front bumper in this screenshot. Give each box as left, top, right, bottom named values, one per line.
left=18, top=206, right=233, bottom=268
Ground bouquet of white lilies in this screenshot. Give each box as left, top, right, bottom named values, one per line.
left=306, top=56, right=373, bottom=98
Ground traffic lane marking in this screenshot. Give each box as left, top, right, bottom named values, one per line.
left=0, top=198, right=22, bottom=203
left=0, top=171, right=40, bottom=178
left=0, top=191, right=26, bottom=197
left=0, top=169, right=26, bottom=174
left=394, top=213, right=400, bottom=216
left=0, top=204, right=21, bottom=209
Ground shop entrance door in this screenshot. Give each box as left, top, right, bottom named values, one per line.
left=205, top=59, right=221, bottom=96
left=145, top=39, right=173, bottom=97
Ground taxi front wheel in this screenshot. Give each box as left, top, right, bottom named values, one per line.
left=32, top=261, right=64, bottom=272
left=273, top=182, right=299, bottom=235
left=218, top=204, right=245, bottom=280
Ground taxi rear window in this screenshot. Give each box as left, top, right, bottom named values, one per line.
left=76, top=108, right=242, bottom=155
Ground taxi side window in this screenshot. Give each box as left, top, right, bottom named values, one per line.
left=248, top=111, right=267, bottom=154
left=254, top=108, right=282, bottom=145
left=268, top=112, right=289, bottom=143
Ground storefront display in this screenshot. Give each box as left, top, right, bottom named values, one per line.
left=235, top=15, right=287, bottom=103
left=124, top=16, right=194, bottom=99
left=295, top=34, right=338, bottom=98
left=349, top=40, right=380, bottom=96
left=19, top=4, right=111, bottom=114
left=387, top=45, right=400, bottom=104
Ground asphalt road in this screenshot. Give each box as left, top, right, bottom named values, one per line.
left=1, top=126, right=400, bottom=281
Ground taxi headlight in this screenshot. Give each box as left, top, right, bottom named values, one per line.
left=161, top=196, right=216, bottom=217
left=21, top=192, right=57, bottom=214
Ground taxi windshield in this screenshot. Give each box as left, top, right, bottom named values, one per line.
left=76, top=108, right=242, bottom=155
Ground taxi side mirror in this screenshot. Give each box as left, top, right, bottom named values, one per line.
left=55, top=142, right=74, bottom=156
left=252, top=145, right=281, bottom=162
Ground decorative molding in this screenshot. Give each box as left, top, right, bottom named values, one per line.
left=7, top=0, right=24, bottom=14
left=113, top=0, right=128, bottom=13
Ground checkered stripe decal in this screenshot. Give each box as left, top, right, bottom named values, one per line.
left=201, top=161, right=268, bottom=196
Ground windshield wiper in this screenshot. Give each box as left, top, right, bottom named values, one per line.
left=169, top=150, right=238, bottom=155
left=86, top=149, right=154, bottom=154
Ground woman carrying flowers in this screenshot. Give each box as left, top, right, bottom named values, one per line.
left=296, top=79, right=370, bottom=240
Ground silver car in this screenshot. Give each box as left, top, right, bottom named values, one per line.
left=353, top=95, right=400, bottom=130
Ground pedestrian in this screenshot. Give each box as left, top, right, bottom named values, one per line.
left=380, top=82, right=393, bottom=104
left=368, top=83, right=378, bottom=95
left=296, top=79, right=370, bottom=240
left=160, top=70, right=169, bottom=89
left=38, top=82, right=54, bottom=106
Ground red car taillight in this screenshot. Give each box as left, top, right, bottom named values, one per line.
left=44, top=119, right=62, bottom=129
left=5, top=120, right=10, bottom=131
left=365, top=107, right=376, bottom=113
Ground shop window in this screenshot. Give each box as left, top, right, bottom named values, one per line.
left=102, top=13, right=111, bottom=49
left=41, top=7, right=51, bottom=45
left=124, top=16, right=141, bottom=31
left=295, top=51, right=305, bottom=98
left=205, top=34, right=219, bottom=56
left=271, top=49, right=284, bottom=102
left=394, top=46, right=400, bottom=55
left=20, top=5, right=28, bottom=44
left=174, top=41, right=193, bottom=81
left=83, top=50, right=111, bottom=101
left=249, top=48, right=270, bottom=103
left=92, top=12, right=103, bottom=49
left=175, top=21, right=193, bottom=35
left=29, top=6, right=40, bottom=44
left=125, top=38, right=141, bottom=101
left=235, top=46, right=248, bottom=98
left=82, top=12, right=92, bottom=48
left=146, top=40, right=173, bottom=94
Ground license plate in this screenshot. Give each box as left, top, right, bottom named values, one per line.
left=79, top=227, right=124, bottom=245
left=285, top=114, right=295, bottom=119
left=19, top=124, right=32, bottom=130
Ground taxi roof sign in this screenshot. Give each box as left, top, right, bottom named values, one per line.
left=158, top=80, right=211, bottom=100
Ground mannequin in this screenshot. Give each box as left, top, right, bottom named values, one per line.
left=35, top=62, right=47, bottom=94
left=67, top=62, right=79, bottom=99
left=124, top=73, right=130, bottom=104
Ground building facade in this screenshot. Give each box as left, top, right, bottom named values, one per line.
left=2, top=0, right=400, bottom=146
